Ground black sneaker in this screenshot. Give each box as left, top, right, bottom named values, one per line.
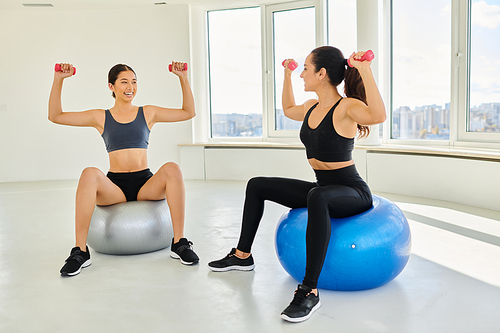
left=60, top=246, right=91, bottom=276
left=170, top=238, right=199, bottom=265
left=281, top=284, right=321, bottom=323
left=207, top=248, right=255, bottom=272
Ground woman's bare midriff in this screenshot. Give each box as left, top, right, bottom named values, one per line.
left=108, top=149, right=149, bottom=172
left=308, top=158, right=354, bottom=171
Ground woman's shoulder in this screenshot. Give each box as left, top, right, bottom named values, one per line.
left=304, top=99, right=319, bottom=111
left=141, top=105, right=155, bottom=117
left=341, top=97, right=366, bottom=108
left=85, top=108, right=106, bottom=113
left=80, top=109, right=106, bottom=119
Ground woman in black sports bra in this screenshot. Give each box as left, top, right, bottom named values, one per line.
left=49, top=62, right=200, bottom=277
left=208, top=46, right=386, bottom=322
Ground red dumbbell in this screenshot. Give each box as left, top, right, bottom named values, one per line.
left=347, top=50, right=374, bottom=67
left=282, top=60, right=298, bottom=71
left=54, top=63, right=76, bottom=75
left=169, top=63, right=188, bottom=72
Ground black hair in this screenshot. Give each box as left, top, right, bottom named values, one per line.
left=108, top=64, right=136, bottom=98
left=310, top=46, right=369, bottom=138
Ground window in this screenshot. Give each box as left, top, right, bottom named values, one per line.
left=207, top=1, right=356, bottom=141
left=207, top=2, right=321, bottom=140
left=204, top=0, right=500, bottom=145
left=327, top=0, right=358, bottom=133
left=391, top=0, right=451, bottom=141
left=327, top=0, right=357, bottom=60
left=468, top=0, right=500, bottom=133
left=207, top=7, right=262, bottom=138
left=271, top=6, right=316, bottom=133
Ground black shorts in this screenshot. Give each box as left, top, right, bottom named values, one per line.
left=107, top=169, right=154, bottom=202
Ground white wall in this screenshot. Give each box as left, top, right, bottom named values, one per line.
left=366, top=152, right=500, bottom=212
left=180, top=145, right=367, bottom=181
left=179, top=145, right=500, bottom=212
left=0, top=5, right=192, bottom=183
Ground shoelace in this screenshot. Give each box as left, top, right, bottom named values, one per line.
left=290, top=288, right=310, bottom=306
left=66, top=251, right=87, bottom=264
left=175, top=241, right=193, bottom=254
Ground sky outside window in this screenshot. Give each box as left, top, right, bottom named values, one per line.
left=392, top=0, right=451, bottom=140
left=208, top=7, right=262, bottom=137
left=469, top=0, right=500, bottom=133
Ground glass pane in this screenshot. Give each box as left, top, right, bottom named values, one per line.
left=468, top=0, right=500, bottom=133
left=208, top=8, right=262, bottom=138
left=392, top=0, right=451, bottom=140
left=327, top=0, right=359, bottom=133
left=327, top=0, right=357, bottom=62
left=274, top=7, right=316, bottom=131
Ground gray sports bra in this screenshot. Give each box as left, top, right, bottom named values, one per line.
left=101, top=106, right=150, bottom=153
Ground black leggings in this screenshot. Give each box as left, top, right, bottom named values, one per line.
left=237, top=165, right=372, bottom=289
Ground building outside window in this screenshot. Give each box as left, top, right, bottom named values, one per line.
left=468, top=0, right=500, bottom=133
left=391, top=0, right=451, bottom=140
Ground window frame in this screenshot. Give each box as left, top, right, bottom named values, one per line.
left=265, top=0, right=324, bottom=139
left=387, top=0, right=454, bottom=146
left=457, top=0, right=500, bottom=143
left=205, top=0, right=324, bottom=143
left=206, top=6, right=264, bottom=141
left=387, top=0, right=500, bottom=147
left=198, top=0, right=500, bottom=148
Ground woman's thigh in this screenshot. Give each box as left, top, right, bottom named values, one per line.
left=79, top=167, right=127, bottom=206
left=136, top=163, right=182, bottom=201
left=307, top=185, right=372, bottom=218
left=246, top=176, right=317, bottom=209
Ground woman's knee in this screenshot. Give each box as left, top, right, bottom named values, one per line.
left=246, top=177, right=267, bottom=195
left=77, top=167, right=105, bottom=192
left=159, top=162, right=183, bottom=181
left=307, top=187, right=330, bottom=206
left=79, top=167, right=104, bottom=183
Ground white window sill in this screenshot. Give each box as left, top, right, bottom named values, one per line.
left=179, top=142, right=500, bottom=161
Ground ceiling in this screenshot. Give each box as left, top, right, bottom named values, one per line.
left=0, top=0, right=275, bottom=10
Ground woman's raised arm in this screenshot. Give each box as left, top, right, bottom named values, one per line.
left=147, top=62, right=196, bottom=125
left=282, top=59, right=308, bottom=121
left=345, top=53, right=386, bottom=126
left=48, top=63, right=102, bottom=129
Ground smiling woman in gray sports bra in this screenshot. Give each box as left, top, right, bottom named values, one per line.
left=49, top=62, right=199, bottom=276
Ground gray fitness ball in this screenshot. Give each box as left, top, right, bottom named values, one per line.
left=87, top=200, right=173, bottom=255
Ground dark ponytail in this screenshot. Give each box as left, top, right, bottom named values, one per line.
left=108, top=64, right=136, bottom=98
left=310, top=46, right=370, bottom=138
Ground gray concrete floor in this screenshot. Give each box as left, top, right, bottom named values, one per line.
left=0, top=179, right=499, bottom=332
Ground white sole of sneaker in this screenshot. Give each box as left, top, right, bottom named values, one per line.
left=207, top=264, right=255, bottom=272
left=170, top=251, right=199, bottom=265
left=65, top=259, right=92, bottom=276
left=280, top=300, right=321, bottom=323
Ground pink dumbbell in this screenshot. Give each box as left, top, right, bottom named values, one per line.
left=347, top=50, right=374, bottom=67
left=54, top=63, right=76, bottom=75
left=282, top=60, right=298, bottom=71
left=169, top=63, right=188, bottom=72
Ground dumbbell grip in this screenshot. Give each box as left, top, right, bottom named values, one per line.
left=348, top=50, right=374, bottom=67
left=169, top=63, right=188, bottom=72
left=54, top=64, right=76, bottom=75
left=282, top=60, right=298, bottom=71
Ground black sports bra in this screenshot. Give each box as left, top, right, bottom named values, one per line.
left=299, top=99, right=354, bottom=162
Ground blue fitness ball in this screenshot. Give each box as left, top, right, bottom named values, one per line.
left=275, top=195, right=411, bottom=291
